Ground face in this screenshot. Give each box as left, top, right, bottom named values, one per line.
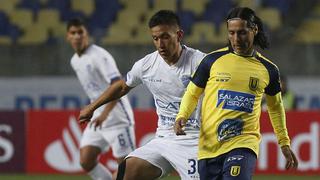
left=227, top=19, right=257, bottom=55
left=67, top=25, right=89, bottom=54
left=150, top=24, right=183, bottom=62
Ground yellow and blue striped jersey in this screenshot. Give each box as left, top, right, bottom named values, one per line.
left=177, top=46, right=290, bottom=160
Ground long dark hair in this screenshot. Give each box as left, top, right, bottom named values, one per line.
left=226, top=7, right=270, bottom=49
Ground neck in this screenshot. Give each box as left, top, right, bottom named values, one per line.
left=76, top=44, right=89, bottom=56
left=234, top=49, right=255, bottom=57
left=165, top=45, right=183, bottom=66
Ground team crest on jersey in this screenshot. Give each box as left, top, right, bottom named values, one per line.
left=181, top=75, right=191, bottom=87
left=230, top=166, right=241, bottom=176
left=249, top=77, right=259, bottom=91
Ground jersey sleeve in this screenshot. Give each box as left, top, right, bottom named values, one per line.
left=264, top=63, right=281, bottom=96
left=193, top=50, right=206, bottom=66
left=95, top=51, right=122, bottom=84
left=265, top=92, right=291, bottom=147
left=176, top=82, right=204, bottom=120
left=191, top=55, right=213, bottom=88
left=125, top=60, right=143, bottom=87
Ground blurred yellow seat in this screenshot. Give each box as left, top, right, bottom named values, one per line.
left=18, top=25, right=48, bottom=45
left=0, top=0, right=20, bottom=14
left=102, top=24, right=133, bottom=45
left=153, top=0, right=176, bottom=11
left=185, top=22, right=217, bottom=44
left=144, top=10, right=158, bottom=24
left=293, top=19, right=320, bottom=43
left=133, top=25, right=152, bottom=45
left=181, top=0, right=207, bottom=16
left=215, top=23, right=228, bottom=45
left=0, top=36, right=12, bottom=45
left=236, top=0, right=258, bottom=10
left=50, top=22, right=66, bottom=39
left=37, top=9, right=61, bottom=29
left=9, top=9, right=34, bottom=29
left=70, top=0, right=95, bottom=16
left=257, top=8, right=281, bottom=31
left=115, top=9, right=143, bottom=29
left=120, top=0, right=149, bottom=12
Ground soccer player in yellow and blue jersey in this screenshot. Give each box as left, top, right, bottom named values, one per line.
left=174, top=7, right=298, bottom=180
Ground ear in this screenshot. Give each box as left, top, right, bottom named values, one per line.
left=177, top=29, right=184, bottom=42
left=66, top=31, right=70, bottom=42
left=253, top=25, right=258, bottom=35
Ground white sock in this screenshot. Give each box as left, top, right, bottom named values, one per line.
left=88, top=163, right=112, bottom=180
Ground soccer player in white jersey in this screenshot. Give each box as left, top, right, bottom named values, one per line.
left=66, top=18, right=136, bottom=180
left=78, top=10, right=205, bottom=180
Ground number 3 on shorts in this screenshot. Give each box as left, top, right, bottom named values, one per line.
left=188, top=159, right=197, bottom=174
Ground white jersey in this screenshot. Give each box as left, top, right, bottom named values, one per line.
left=71, top=44, right=134, bottom=128
left=126, top=45, right=205, bottom=138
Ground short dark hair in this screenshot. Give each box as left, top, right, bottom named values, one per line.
left=148, top=10, right=181, bottom=28
left=67, top=18, right=87, bottom=31
left=226, top=7, right=270, bottom=49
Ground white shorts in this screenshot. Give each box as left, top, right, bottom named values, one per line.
left=126, top=136, right=199, bottom=180
left=80, top=125, right=136, bottom=158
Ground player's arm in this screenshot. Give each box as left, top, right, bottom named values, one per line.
left=90, top=78, right=124, bottom=129
left=175, top=82, right=204, bottom=135
left=266, top=91, right=298, bottom=169
left=265, top=93, right=290, bottom=146
left=263, top=62, right=298, bottom=169
left=91, top=52, right=125, bottom=128
left=175, top=55, right=211, bottom=135
left=79, top=79, right=132, bottom=123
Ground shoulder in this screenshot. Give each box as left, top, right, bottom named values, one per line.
left=89, top=44, right=105, bottom=52
left=201, top=47, right=230, bottom=65
left=70, top=53, right=78, bottom=65
left=88, top=44, right=111, bottom=56
left=184, top=45, right=205, bottom=57
left=183, top=45, right=206, bottom=63
left=133, top=50, right=159, bottom=69
left=90, top=44, right=115, bottom=62
left=255, top=52, right=279, bottom=72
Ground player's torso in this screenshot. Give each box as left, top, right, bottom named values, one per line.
left=142, top=48, right=204, bottom=135
left=71, top=46, right=109, bottom=101
left=199, top=52, right=270, bottom=159
left=71, top=46, right=133, bottom=127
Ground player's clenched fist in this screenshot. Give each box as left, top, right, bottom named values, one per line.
left=174, top=118, right=187, bottom=135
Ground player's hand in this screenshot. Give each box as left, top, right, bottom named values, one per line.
left=78, top=105, right=94, bottom=124
left=174, top=118, right=187, bottom=135
left=281, top=145, right=298, bottom=170
left=90, top=115, right=106, bottom=131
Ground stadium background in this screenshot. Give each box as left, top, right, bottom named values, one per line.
left=0, top=0, right=320, bottom=179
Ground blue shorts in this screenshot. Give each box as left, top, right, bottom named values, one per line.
left=198, top=148, right=257, bottom=180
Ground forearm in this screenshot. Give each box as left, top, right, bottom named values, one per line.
left=266, top=93, right=290, bottom=147
left=176, top=82, right=204, bottom=120
left=90, top=79, right=130, bottom=111
left=100, top=100, right=118, bottom=118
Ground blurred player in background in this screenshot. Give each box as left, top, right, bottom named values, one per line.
left=280, top=74, right=298, bottom=110
left=261, top=74, right=298, bottom=111
left=175, top=7, right=298, bottom=180
left=66, top=18, right=135, bottom=180
left=79, top=10, right=205, bottom=180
